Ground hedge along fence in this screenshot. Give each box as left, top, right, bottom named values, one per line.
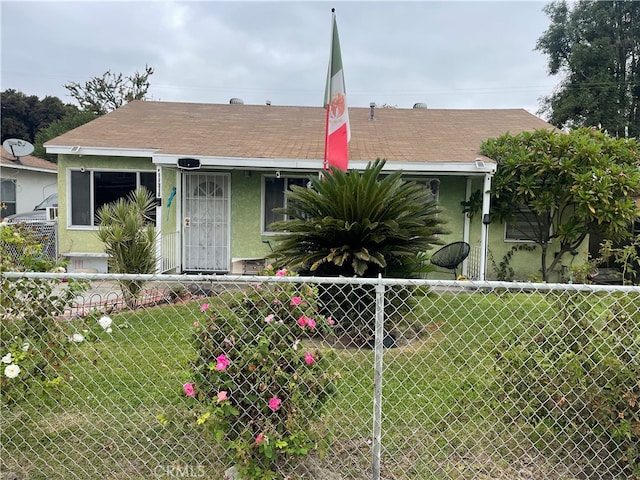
left=1, top=271, right=639, bottom=480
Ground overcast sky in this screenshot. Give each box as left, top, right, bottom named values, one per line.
left=1, top=1, right=560, bottom=116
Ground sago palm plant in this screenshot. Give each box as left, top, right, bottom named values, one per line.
left=96, top=188, right=158, bottom=308
left=269, top=159, right=447, bottom=278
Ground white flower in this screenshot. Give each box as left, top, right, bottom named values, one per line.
left=98, top=315, right=113, bottom=330
left=105, top=328, right=112, bottom=334
left=71, top=333, right=85, bottom=343
left=1, top=353, right=12, bottom=364
left=21, top=342, right=29, bottom=352
left=54, top=266, right=66, bottom=273
left=4, top=364, right=20, bottom=379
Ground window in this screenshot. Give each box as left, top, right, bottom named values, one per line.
left=0, top=179, right=16, bottom=216
left=505, top=207, right=550, bottom=242
left=69, top=169, right=156, bottom=227
left=262, top=176, right=308, bottom=233
left=407, top=178, right=439, bottom=202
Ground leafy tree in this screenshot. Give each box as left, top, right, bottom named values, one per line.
left=96, top=188, right=158, bottom=308
left=64, top=65, right=154, bottom=115
left=481, top=127, right=640, bottom=282
left=33, top=110, right=97, bottom=161
left=1, top=89, right=71, bottom=144
left=268, top=159, right=447, bottom=278
left=536, top=1, right=640, bottom=137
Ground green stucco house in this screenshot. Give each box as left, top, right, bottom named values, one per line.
left=45, top=100, right=569, bottom=280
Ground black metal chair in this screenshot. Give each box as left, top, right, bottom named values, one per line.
left=429, top=241, right=471, bottom=278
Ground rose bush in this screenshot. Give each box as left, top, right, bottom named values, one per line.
left=1, top=223, right=88, bottom=406
left=183, top=266, right=338, bottom=479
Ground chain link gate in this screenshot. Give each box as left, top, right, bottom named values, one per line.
left=1, top=272, right=639, bottom=480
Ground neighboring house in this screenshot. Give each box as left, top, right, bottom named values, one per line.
left=44, top=100, right=570, bottom=280
left=0, top=151, right=57, bottom=220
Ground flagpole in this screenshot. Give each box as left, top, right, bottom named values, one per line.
left=323, top=8, right=336, bottom=171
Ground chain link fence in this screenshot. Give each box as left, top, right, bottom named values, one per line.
left=1, top=221, right=57, bottom=268
left=1, top=272, right=639, bottom=480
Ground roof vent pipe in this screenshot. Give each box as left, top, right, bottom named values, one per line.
left=369, top=102, right=376, bottom=120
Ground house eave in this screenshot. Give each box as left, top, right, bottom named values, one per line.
left=152, top=155, right=497, bottom=175
left=0, top=162, right=57, bottom=174
left=45, top=145, right=159, bottom=157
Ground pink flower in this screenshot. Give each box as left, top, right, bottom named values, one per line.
left=193, top=321, right=199, bottom=328
left=275, top=268, right=287, bottom=277
left=290, top=296, right=302, bottom=306
left=305, top=352, right=315, bottom=365
left=216, top=354, right=230, bottom=371
left=183, top=382, right=195, bottom=398
left=292, top=339, right=300, bottom=351
left=217, top=391, right=228, bottom=402
left=268, top=396, right=282, bottom=412
left=273, top=299, right=281, bottom=305
left=306, top=318, right=316, bottom=330
left=327, top=316, right=336, bottom=325
left=265, top=314, right=275, bottom=323
left=200, top=303, right=210, bottom=312
left=297, top=315, right=308, bottom=328
left=223, top=336, right=235, bottom=346
left=255, top=433, right=268, bottom=446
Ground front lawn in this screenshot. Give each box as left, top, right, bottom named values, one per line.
left=1, top=287, right=631, bottom=479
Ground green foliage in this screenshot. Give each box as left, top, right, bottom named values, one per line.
left=536, top=1, right=640, bottom=137
left=269, top=159, right=448, bottom=278
left=488, top=244, right=538, bottom=282
left=184, top=266, right=338, bottom=479
left=33, top=110, right=97, bottom=162
left=0, top=224, right=88, bottom=407
left=494, top=293, right=640, bottom=477
left=481, top=127, right=640, bottom=281
left=599, top=237, right=640, bottom=286
left=96, top=188, right=158, bottom=308
left=1, top=89, right=74, bottom=144
left=1, top=223, right=58, bottom=273
left=460, top=189, right=482, bottom=221
left=64, top=65, right=154, bottom=115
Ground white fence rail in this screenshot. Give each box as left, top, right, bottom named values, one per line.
left=1, top=272, right=639, bottom=480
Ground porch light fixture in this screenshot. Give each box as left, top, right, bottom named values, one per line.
left=177, top=158, right=201, bottom=170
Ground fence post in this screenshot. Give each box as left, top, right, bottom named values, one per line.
left=372, top=275, right=385, bottom=480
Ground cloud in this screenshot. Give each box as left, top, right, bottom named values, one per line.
left=1, top=1, right=558, bottom=114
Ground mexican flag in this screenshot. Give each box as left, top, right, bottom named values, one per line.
left=323, top=9, right=350, bottom=171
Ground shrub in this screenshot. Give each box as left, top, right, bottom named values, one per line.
left=494, top=292, right=640, bottom=477
left=96, top=187, right=158, bottom=308
left=183, top=266, right=338, bottom=479
left=1, top=224, right=88, bottom=406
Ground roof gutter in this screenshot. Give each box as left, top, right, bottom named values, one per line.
left=152, top=155, right=497, bottom=175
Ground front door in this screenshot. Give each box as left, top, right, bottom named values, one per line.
left=183, top=173, right=230, bottom=272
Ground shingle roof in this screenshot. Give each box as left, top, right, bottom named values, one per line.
left=46, top=100, right=553, bottom=163
left=0, top=151, right=57, bottom=172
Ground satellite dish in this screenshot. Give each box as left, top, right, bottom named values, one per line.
left=3, top=138, right=35, bottom=159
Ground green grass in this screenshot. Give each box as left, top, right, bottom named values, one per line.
left=0, top=289, right=623, bottom=479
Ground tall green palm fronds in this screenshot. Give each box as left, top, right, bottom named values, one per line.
left=269, top=159, right=448, bottom=278
left=96, top=188, right=158, bottom=308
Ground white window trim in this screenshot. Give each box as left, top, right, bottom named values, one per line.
left=67, top=168, right=156, bottom=230
left=504, top=206, right=553, bottom=243
left=261, top=174, right=310, bottom=235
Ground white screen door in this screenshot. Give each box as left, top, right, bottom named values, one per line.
left=183, top=173, right=230, bottom=272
